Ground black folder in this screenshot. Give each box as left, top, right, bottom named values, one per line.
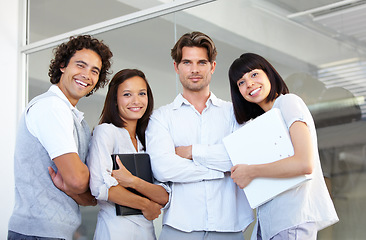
left=111, top=153, right=154, bottom=216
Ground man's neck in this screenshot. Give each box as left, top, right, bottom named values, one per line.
left=57, top=83, right=79, bottom=107
left=182, top=90, right=210, bottom=114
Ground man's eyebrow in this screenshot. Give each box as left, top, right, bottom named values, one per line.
left=75, top=60, right=87, bottom=65
left=92, top=66, right=101, bottom=73
left=76, top=60, right=101, bottom=72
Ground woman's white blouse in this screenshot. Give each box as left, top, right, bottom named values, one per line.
left=87, top=123, right=169, bottom=240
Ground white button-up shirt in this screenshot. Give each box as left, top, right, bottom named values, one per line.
left=146, top=93, right=253, bottom=233
left=87, top=124, right=162, bottom=239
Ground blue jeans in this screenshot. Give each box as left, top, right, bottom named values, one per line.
left=7, top=231, right=65, bottom=240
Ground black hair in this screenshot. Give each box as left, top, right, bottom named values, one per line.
left=228, top=53, right=289, bottom=123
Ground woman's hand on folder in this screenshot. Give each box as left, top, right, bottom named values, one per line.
left=112, top=156, right=136, bottom=188
left=112, top=157, right=169, bottom=207
left=231, top=164, right=254, bottom=189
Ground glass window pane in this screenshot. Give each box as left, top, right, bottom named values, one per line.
left=28, top=13, right=177, bottom=239
left=28, top=48, right=53, bottom=99
left=28, top=0, right=169, bottom=43
left=177, top=1, right=366, bottom=239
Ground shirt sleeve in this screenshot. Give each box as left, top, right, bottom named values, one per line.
left=192, top=143, right=233, bottom=172
left=277, top=94, right=309, bottom=129
left=25, top=96, right=77, bottom=159
left=154, top=180, right=172, bottom=210
left=87, top=125, right=118, bottom=201
left=191, top=104, right=235, bottom=172
left=146, top=109, right=224, bottom=183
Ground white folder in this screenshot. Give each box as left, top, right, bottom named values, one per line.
left=223, top=108, right=312, bottom=209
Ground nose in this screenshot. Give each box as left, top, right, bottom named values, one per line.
left=246, top=79, right=254, bottom=87
left=131, top=94, right=140, bottom=105
left=81, top=68, right=91, bottom=80
left=190, top=63, right=199, bottom=73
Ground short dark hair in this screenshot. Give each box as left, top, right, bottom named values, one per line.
left=48, top=35, right=113, bottom=96
left=228, top=53, right=289, bottom=123
left=99, top=69, right=154, bottom=150
left=171, top=31, right=217, bottom=63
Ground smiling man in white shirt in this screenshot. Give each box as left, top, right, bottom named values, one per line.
left=146, top=31, right=254, bottom=240
left=8, top=35, right=113, bottom=240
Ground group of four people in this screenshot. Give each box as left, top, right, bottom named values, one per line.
left=8, top=31, right=338, bottom=240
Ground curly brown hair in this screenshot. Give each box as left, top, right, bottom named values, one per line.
left=48, top=35, right=113, bottom=96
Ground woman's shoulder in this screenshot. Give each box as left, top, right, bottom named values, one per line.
left=92, top=124, right=131, bottom=145
left=275, top=93, right=313, bottom=126
left=93, top=123, right=123, bottom=136
left=276, top=93, right=306, bottom=108
left=94, top=123, right=117, bottom=130
left=278, top=93, right=303, bottom=101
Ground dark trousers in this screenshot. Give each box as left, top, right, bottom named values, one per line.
left=8, top=231, right=65, bottom=240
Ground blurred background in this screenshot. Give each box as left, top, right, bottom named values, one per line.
left=20, top=0, right=366, bottom=239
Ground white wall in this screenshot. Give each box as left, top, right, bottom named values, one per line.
left=0, top=0, right=19, bottom=237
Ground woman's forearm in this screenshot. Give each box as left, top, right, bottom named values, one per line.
left=129, top=177, right=169, bottom=206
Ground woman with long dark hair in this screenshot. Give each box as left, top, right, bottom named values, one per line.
left=87, top=69, right=169, bottom=240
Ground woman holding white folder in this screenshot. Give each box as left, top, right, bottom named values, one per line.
left=228, top=53, right=338, bottom=240
left=87, top=69, right=169, bottom=240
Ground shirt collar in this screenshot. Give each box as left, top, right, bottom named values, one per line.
left=172, top=92, right=222, bottom=110
left=49, top=85, right=85, bottom=122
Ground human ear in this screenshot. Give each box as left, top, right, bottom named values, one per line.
left=60, top=63, right=66, bottom=73
left=173, top=61, right=179, bottom=74
left=210, top=61, right=217, bottom=74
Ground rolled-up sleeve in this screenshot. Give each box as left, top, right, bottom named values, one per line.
left=155, top=181, right=172, bottom=210
left=87, top=125, right=118, bottom=201
left=192, top=143, right=233, bottom=172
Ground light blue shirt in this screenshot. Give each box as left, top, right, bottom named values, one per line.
left=146, top=93, right=254, bottom=233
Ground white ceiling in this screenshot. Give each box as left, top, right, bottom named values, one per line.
left=282, top=0, right=366, bottom=119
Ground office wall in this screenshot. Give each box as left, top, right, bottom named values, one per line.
left=0, top=0, right=18, bottom=237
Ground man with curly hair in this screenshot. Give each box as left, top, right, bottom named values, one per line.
left=8, top=35, right=113, bottom=240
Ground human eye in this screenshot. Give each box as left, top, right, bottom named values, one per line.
left=75, top=61, right=86, bottom=68
left=123, top=92, right=131, bottom=97
left=199, top=60, right=208, bottom=65
left=251, top=72, right=258, bottom=78
left=139, top=91, right=147, bottom=96
left=237, top=79, right=245, bottom=87
left=92, top=68, right=100, bottom=75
